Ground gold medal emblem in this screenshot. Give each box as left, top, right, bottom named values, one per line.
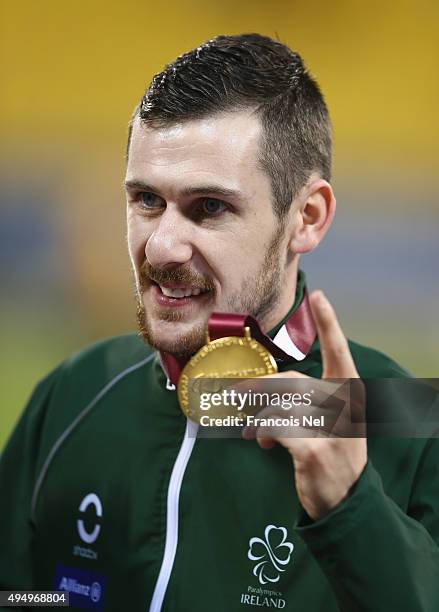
left=177, top=327, right=278, bottom=422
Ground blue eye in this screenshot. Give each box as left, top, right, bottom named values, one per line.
left=202, top=198, right=226, bottom=215
left=139, top=192, right=163, bottom=209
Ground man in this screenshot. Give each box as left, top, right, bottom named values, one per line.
left=0, top=34, right=438, bottom=612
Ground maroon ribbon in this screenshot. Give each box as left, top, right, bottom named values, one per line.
left=160, top=289, right=316, bottom=386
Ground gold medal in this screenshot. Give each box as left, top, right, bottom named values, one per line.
left=177, top=327, right=278, bottom=422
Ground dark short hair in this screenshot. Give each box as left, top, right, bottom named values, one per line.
left=127, top=33, right=332, bottom=218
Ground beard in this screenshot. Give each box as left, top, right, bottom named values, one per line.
left=135, top=225, right=285, bottom=357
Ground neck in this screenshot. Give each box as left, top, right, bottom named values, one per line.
left=259, top=259, right=299, bottom=334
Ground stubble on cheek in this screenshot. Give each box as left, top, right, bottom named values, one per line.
left=223, top=224, right=284, bottom=325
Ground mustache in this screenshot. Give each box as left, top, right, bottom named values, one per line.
left=138, top=261, right=216, bottom=292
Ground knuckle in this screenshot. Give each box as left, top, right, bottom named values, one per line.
left=300, top=444, right=321, bottom=464
left=332, top=340, right=348, bottom=360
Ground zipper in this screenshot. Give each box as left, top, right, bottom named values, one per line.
left=149, top=418, right=199, bottom=612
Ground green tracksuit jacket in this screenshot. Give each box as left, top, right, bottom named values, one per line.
left=1, top=296, right=439, bottom=611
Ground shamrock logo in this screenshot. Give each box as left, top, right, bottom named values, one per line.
left=247, top=525, right=294, bottom=585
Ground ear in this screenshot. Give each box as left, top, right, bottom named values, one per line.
left=287, top=178, right=336, bottom=254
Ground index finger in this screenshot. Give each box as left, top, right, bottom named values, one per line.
left=309, top=290, right=359, bottom=379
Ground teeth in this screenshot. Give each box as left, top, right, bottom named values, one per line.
left=160, top=286, right=206, bottom=298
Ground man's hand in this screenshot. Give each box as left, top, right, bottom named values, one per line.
left=242, top=290, right=367, bottom=521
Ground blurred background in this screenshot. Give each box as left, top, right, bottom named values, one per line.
left=1, top=0, right=438, bottom=448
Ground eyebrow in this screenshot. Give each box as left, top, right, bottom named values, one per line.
left=124, top=179, right=243, bottom=200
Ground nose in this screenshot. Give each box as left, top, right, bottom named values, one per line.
left=145, top=207, right=193, bottom=269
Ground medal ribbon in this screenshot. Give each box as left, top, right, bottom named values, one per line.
left=160, top=288, right=316, bottom=386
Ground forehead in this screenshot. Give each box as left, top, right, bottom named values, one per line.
left=126, top=111, right=269, bottom=195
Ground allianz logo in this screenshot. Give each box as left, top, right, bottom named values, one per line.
left=58, top=577, right=102, bottom=603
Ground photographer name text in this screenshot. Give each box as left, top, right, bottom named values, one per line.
left=199, top=414, right=325, bottom=428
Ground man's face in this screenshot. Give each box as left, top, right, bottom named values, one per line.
left=125, top=110, right=291, bottom=356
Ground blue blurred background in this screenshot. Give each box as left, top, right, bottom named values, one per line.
left=1, top=0, right=438, bottom=448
